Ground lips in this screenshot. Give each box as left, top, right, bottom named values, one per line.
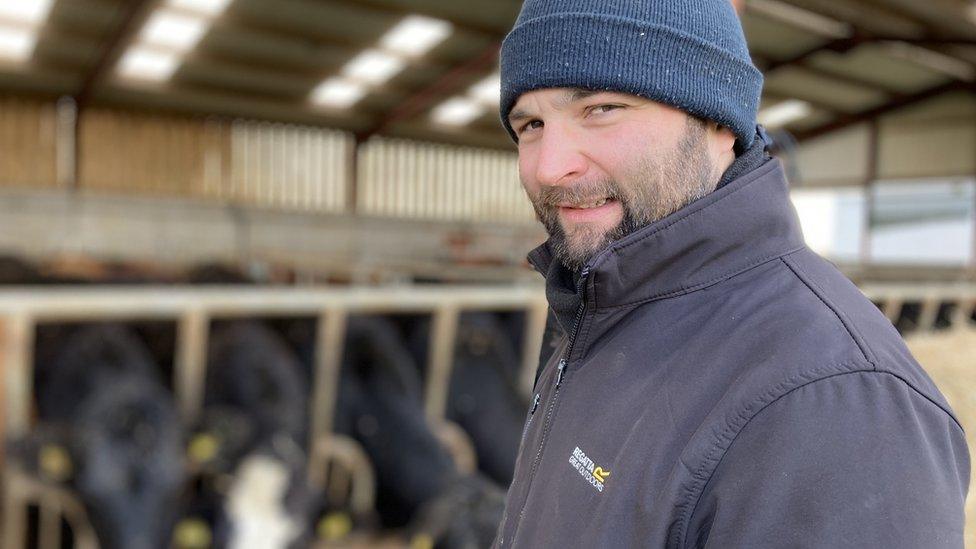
left=560, top=197, right=610, bottom=210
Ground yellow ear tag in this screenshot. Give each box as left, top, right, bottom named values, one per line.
left=317, top=512, right=353, bottom=540
left=173, top=518, right=212, bottom=549
left=410, top=533, right=435, bottom=549
left=39, top=444, right=72, bottom=482
left=188, top=433, right=219, bottom=464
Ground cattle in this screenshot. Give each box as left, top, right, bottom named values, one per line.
left=331, top=316, right=457, bottom=527
left=5, top=258, right=519, bottom=548
left=324, top=315, right=507, bottom=546
left=400, top=312, right=529, bottom=487
left=15, top=323, right=186, bottom=549
left=182, top=319, right=317, bottom=549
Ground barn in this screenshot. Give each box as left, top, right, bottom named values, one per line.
left=0, top=0, right=974, bottom=547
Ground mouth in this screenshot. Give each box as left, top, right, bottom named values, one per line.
left=559, top=197, right=611, bottom=210
left=557, top=197, right=620, bottom=223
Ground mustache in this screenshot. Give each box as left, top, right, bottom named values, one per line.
left=536, top=180, right=623, bottom=207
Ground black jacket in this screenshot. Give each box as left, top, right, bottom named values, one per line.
left=493, top=157, right=969, bottom=548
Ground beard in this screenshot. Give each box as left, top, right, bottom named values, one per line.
left=528, top=117, right=718, bottom=271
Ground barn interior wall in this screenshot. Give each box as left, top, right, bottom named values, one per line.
left=793, top=92, right=976, bottom=186
left=0, top=187, right=545, bottom=282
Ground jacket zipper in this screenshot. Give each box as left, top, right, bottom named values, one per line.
left=506, top=267, right=590, bottom=546
left=521, top=393, right=542, bottom=440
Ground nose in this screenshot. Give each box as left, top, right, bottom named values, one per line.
left=533, top=124, right=588, bottom=187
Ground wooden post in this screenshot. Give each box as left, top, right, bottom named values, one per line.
left=56, top=96, right=78, bottom=189
left=425, top=305, right=459, bottom=420
left=861, top=120, right=880, bottom=266
left=308, top=308, right=347, bottom=487
left=175, top=310, right=209, bottom=424
left=346, top=137, right=361, bottom=215
left=2, top=314, right=34, bottom=549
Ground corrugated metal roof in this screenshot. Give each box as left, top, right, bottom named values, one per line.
left=4, top=0, right=976, bottom=149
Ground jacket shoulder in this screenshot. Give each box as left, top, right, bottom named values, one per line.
left=666, top=248, right=966, bottom=546
left=684, top=370, right=969, bottom=548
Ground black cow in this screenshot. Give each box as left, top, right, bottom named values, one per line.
left=332, top=316, right=457, bottom=527
left=402, top=312, right=529, bottom=486
left=17, top=324, right=186, bottom=549
left=324, top=315, right=506, bottom=547
left=181, top=319, right=317, bottom=549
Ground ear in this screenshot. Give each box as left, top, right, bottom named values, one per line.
left=707, top=123, right=738, bottom=170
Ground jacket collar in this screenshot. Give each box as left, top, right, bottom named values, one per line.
left=528, top=158, right=806, bottom=326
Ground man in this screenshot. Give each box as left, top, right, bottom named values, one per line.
left=493, top=1, right=970, bottom=548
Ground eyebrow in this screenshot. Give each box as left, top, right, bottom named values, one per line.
left=507, top=88, right=604, bottom=125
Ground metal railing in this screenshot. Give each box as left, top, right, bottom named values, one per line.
left=861, top=283, right=976, bottom=333
left=0, top=285, right=549, bottom=549
left=1, top=283, right=972, bottom=548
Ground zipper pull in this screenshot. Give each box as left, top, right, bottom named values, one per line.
left=529, top=393, right=541, bottom=414
left=555, top=359, right=567, bottom=388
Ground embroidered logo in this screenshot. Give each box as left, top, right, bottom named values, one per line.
left=569, top=446, right=610, bottom=492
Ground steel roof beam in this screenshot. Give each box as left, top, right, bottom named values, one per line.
left=791, top=80, right=966, bottom=142
left=753, top=53, right=906, bottom=96
left=761, top=35, right=867, bottom=73
left=353, top=40, right=501, bottom=142
left=74, top=0, right=156, bottom=109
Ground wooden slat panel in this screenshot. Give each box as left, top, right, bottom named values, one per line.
left=0, top=97, right=58, bottom=188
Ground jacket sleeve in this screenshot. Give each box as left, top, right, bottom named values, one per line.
left=687, top=370, right=970, bottom=549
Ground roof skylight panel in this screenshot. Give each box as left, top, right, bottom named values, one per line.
left=311, top=78, right=368, bottom=109
left=0, top=26, right=35, bottom=61
left=168, top=0, right=235, bottom=17
left=0, top=0, right=54, bottom=62
left=116, top=0, right=234, bottom=82
left=468, top=73, right=501, bottom=106
left=342, top=49, right=406, bottom=86
left=431, top=96, right=485, bottom=126
left=380, top=15, right=453, bottom=58
left=757, top=99, right=812, bottom=129
left=117, top=47, right=181, bottom=81
left=0, top=0, right=55, bottom=25
left=311, top=14, right=453, bottom=109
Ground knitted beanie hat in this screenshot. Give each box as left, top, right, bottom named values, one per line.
left=499, top=0, right=764, bottom=148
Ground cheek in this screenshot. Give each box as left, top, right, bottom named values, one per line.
left=518, top=157, right=540, bottom=197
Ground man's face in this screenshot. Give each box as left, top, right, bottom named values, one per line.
left=509, top=88, right=734, bottom=271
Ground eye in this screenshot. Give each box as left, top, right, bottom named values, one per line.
left=588, top=104, right=623, bottom=116
left=517, top=119, right=543, bottom=135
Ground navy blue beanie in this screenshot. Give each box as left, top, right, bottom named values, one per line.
left=499, top=0, right=764, bottom=148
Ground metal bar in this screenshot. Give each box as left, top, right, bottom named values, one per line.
left=55, top=97, right=78, bottom=189
left=39, top=492, right=61, bottom=549
left=950, top=298, right=975, bottom=330
left=793, top=81, right=965, bottom=143
left=861, top=120, right=879, bottom=266
left=425, top=305, right=460, bottom=420
left=3, top=470, right=27, bottom=549
left=0, top=286, right=547, bottom=319
left=175, top=310, right=209, bottom=424
left=917, top=298, right=941, bottom=332
left=2, top=314, right=34, bottom=442
left=883, top=298, right=904, bottom=324
left=308, top=308, right=348, bottom=487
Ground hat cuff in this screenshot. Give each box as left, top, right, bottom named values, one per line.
left=500, top=13, right=763, bottom=147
